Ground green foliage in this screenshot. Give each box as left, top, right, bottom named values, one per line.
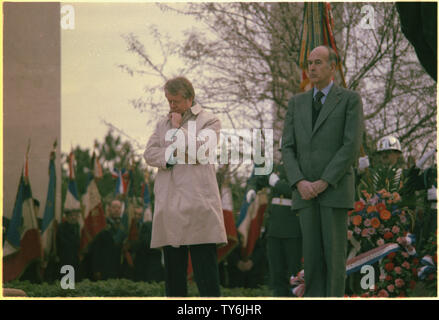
left=4, top=279, right=272, bottom=298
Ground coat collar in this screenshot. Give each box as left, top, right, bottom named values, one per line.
left=299, top=84, right=342, bottom=137
left=190, top=103, right=202, bottom=115
left=312, top=83, right=341, bottom=134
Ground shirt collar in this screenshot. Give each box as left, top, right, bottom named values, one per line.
left=313, top=81, right=334, bottom=98
left=190, top=103, right=202, bottom=115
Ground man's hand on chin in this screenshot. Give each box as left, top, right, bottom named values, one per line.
left=169, top=112, right=182, bottom=128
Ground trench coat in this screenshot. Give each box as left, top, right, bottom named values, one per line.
left=144, top=104, right=227, bottom=248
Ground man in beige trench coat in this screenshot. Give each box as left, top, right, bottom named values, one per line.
left=144, top=77, right=227, bottom=297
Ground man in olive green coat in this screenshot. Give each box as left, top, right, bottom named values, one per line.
left=281, top=46, right=364, bottom=297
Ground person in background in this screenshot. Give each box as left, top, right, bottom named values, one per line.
left=131, top=204, right=164, bottom=282
left=246, top=139, right=302, bottom=297
left=56, top=208, right=81, bottom=279
left=89, top=199, right=127, bottom=280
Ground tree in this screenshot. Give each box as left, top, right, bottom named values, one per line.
left=119, top=2, right=436, bottom=169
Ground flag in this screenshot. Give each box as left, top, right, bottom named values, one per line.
left=111, top=168, right=130, bottom=196
left=121, top=165, right=136, bottom=231
left=79, top=152, right=106, bottom=253
left=237, top=190, right=268, bottom=259
left=3, top=151, right=43, bottom=282
left=40, top=142, right=58, bottom=266
left=141, top=169, right=153, bottom=223
left=217, top=183, right=238, bottom=262
left=236, top=168, right=268, bottom=259
left=299, top=2, right=346, bottom=91
left=64, top=152, right=82, bottom=224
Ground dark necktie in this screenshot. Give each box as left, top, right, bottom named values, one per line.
left=312, top=91, right=324, bottom=129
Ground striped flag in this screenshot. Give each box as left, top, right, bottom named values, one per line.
left=237, top=190, right=268, bottom=259
left=79, top=152, right=106, bottom=253
left=217, top=183, right=238, bottom=262
left=40, top=142, right=58, bottom=266
left=3, top=149, right=43, bottom=282
left=236, top=168, right=268, bottom=259
left=64, top=152, right=82, bottom=223
left=299, top=2, right=346, bottom=91
left=111, top=168, right=130, bottom=196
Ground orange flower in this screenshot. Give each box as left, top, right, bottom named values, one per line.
left=380, top=209, right=391, bottom=221
left=379, top=189, right=391, bottom=198
left=376, top=203, right=387, bottom=213
left=384, top=231, right=394, bottom=240
left=367, top=205, right=377, bottom=213
left=354, top=201, right=365, bottom=212
left=352, top=215, right=362, bottom=226
left=361, top=190, right=371, bottom=200
left=392, top=192, right=401, bottom=202
left=371, top=217, right=380, bottom=228
left=347, top=210, right=354, bottom=216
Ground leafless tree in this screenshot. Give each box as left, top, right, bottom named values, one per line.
left=119, top=2, right=436, bottom=169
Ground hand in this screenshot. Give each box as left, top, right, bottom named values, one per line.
left=296, top=180, right=318, bottom=200
left=243, top=259, right=254, bottom=271
left=269, top=173, right=280, bottom=187
left=169, top=112, right=182, bottom=128
left=246, top=189, right=256, bottom=203
left=311, top=180, right=329, bottom=195
left=428, top=186, right=437, bottom=201
left=358, top=156, right=370, bottom=172
left=237, top=260, right=247, bottom=272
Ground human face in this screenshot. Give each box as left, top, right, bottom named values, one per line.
left=165, top=91, right=193, bottom=114
left=109, top=200, right=122, bottom=220
left=134, top=207, right=143, bottom=222
left=66, top=212, right=79, bottom=224
left=307, top=46, right=335, bottom=89
left=378, top=150, right=401, bottom=166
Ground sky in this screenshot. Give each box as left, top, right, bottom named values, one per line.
left=61, top=2, right=204, bottom=155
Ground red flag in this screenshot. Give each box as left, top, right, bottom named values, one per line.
left=217, top=184, right=238, bottom=262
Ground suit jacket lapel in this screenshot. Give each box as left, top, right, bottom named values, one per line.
left=312, top=84, right=341, bottom=135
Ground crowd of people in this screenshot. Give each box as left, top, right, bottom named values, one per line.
left=13, top=199, right=165, bottom=285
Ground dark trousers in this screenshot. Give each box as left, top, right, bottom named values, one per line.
left=298, top=203, right=348, bottom=297
left=267, top=237, right=302, bottom=297
left=163, top=243, right=220, bottom=297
